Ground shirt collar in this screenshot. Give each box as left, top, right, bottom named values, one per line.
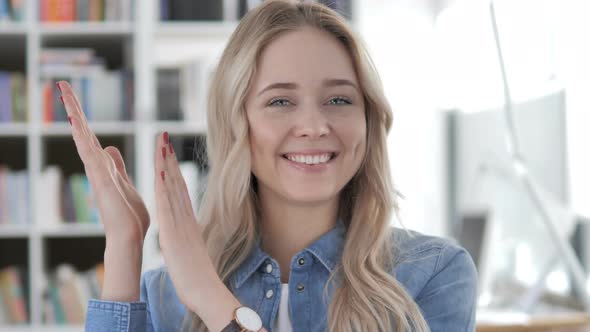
left=231, top=219, right=347, bottom=289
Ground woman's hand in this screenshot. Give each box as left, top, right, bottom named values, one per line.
left=155, top=133, right=250, bottom=331
left=58, top=81, right=149, bottom=301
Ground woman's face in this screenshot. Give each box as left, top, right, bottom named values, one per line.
left=245, top=26, right=366, bottom=205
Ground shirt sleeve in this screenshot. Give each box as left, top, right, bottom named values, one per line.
left=415, top=243, right=478, bottom=332
left=85, top=272, right=153, bottom=332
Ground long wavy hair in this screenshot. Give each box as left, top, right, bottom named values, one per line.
left=174, top=1, right=429, bottom=331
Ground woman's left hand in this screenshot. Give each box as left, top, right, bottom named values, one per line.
left=154, top=132, right=241, bottom=330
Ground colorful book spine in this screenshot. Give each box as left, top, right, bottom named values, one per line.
left=10, top=0, right=24, bottom=21
left=56, top=0, right=75, bottom=22
left=10, top=73, right=26, bottom=122
left=0, top=167, right=7, bottom=224
left=0, top=72, right=27, bottom=123
left=0, top=72, right=12, bottom=122
left=39, top=0, right=132, bottom=22
left=0, top=267, right=28, bottom=324
left=0, top=0, right=9, bottom=21
left=42, top=80, right=54, bottom=123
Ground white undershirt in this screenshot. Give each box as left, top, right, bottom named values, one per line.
left=273, top=283, right=292, bottom=332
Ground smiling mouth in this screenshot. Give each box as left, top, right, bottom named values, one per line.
left=281, top=152, right=338, bottom=165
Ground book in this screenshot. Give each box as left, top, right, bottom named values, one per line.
left=10, top=73, right=26, bottom=122
left=0, top=266, right=28, bottom=324
left=77, top=0, right=88, bottom=21
left=0, top=168, right=29, bottom=224
left=56, top=0, right=75, bottom=21
left=40, top=49, right=134, bottom=122
left=0, top=72, right=27, bottom=123
left=0, top=72, right=12, bottom=122
left=39, top=166, right=63, bottom=228
left=0, top=167, right=6, bottom=224
left=44, top=263, right=104, bottom=323
left=55, top=265, right=84, bottom=324
left=9, top=0, right=23, bottom=21
left=0, top=0, right=10, bottom=22
left=157, top=68, right=181, bottom=120
left=39, top=0, right=132, bottom=22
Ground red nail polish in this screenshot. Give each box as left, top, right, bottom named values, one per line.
left=163, top=131, right=169, bottom=144
left=59, top=96, right=64, bottom=105
left=56, top=82, right=62, bottom=93
left=162, top=147, right=166, bottom=159
left=161, top=171, right=165, bottom=181
left=68, top=116, right=72, bottom=126
left=169, top=143, right=174, bottom=154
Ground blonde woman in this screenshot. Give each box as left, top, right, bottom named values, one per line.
left=59, top=1, right=477, bottom=331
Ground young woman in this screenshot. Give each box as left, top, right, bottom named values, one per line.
left=59, top=1, right=477, bottom=331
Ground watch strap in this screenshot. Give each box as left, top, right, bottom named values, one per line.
left=221, top=319, right=244, bottom=332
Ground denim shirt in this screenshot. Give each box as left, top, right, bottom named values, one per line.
left=85, top=221, right=478, bottom=331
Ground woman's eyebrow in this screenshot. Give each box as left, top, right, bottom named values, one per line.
left=257, top=78, right=359, bottom=97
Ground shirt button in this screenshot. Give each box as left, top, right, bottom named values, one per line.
left=297, top=257, right=305, bottom=266
left=266, top=289, right=274, bottom=298
left=265, top=263, right=273, bottom=273
left=296, top=283, right=305, bottom=292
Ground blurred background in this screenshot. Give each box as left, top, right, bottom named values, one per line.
left=0, top=0, right=588, bottom=331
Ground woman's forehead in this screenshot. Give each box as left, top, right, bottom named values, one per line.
left=253, top=27, right=358, bottom=88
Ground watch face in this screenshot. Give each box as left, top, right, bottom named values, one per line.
left=236, top=306, right=263, bottom=331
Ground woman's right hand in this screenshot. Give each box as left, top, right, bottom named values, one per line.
left=58, top=81, right=150, bottom=301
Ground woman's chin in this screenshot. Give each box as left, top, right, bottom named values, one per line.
left=282, top=188, right=338, bottom=205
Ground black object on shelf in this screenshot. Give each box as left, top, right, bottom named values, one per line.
left=161, top=0, right=223, bottom=21
left=157, top=68, right=182, bottom=121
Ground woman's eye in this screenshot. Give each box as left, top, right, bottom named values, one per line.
left=327, top=96, right=352, bottom=105
left=268, top=98, right=292, bottom=107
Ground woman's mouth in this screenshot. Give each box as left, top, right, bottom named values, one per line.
left=281, top=152, right=338, bottom=165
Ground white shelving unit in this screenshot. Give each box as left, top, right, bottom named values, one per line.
left=0, top=0, right=234, bottom=330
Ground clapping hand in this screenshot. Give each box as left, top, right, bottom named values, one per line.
left=59, top=81, right=149, bottom=301
left=60, top=81, right=249, bottom=331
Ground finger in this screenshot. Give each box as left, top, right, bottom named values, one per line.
left=104, top=146, right=133, bottom=185
left=57, top=80, right=84, bottom=118
left=164, top=139, right=195, bottom=219
left=155, top=132, right=172, bottom=229
left=58, top=82, right=102, bottom=150
left=61, top=95, right=104, bottom=172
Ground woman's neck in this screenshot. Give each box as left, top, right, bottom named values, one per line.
left=258, top=191, right=339, bottom=283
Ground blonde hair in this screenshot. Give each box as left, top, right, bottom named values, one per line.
left=175, top=1, right=429, bottom=331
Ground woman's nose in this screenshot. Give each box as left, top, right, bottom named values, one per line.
left=292, top=106, right=330, bottom=138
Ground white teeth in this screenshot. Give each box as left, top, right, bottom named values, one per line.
left=285, top=153, right=333, bottom=165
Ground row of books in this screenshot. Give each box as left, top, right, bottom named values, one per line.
left=159, top=0, right=351, bottom=21
left=0, top=167, right=29, bottom=225
left=42, top=263, right=103, bottom=324
left=0, top=72, right=27, bottom=123
left=40, top=0, right=133, bottom=22
left=0, top=0, right=24, bottom=22
left=40, top=166, right=101, bottom=226
left=41, top=48, right=134, bottom=123
left=0, top=266, right=28, bottom=325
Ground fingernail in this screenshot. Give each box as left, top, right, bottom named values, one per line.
left=169, top=143, right=174, bottom=154
left=162, top=147, right=166, bottom=159
left=163, top=131, right=169, bottom=144
left=68, top=116, right=72, bottom=126
left=56, top=82, right=62, bottom=93
left=161, top=171, right=165, bottom=181
left=59, top=96, right=64, bottom=105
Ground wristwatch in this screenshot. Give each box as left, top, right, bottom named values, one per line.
left=221, top=306, right=263, bottom=332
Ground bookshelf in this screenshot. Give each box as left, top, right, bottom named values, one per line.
left=0, top=0, right=357, bottom=330
left=0, top=0, right=235, bottom=330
